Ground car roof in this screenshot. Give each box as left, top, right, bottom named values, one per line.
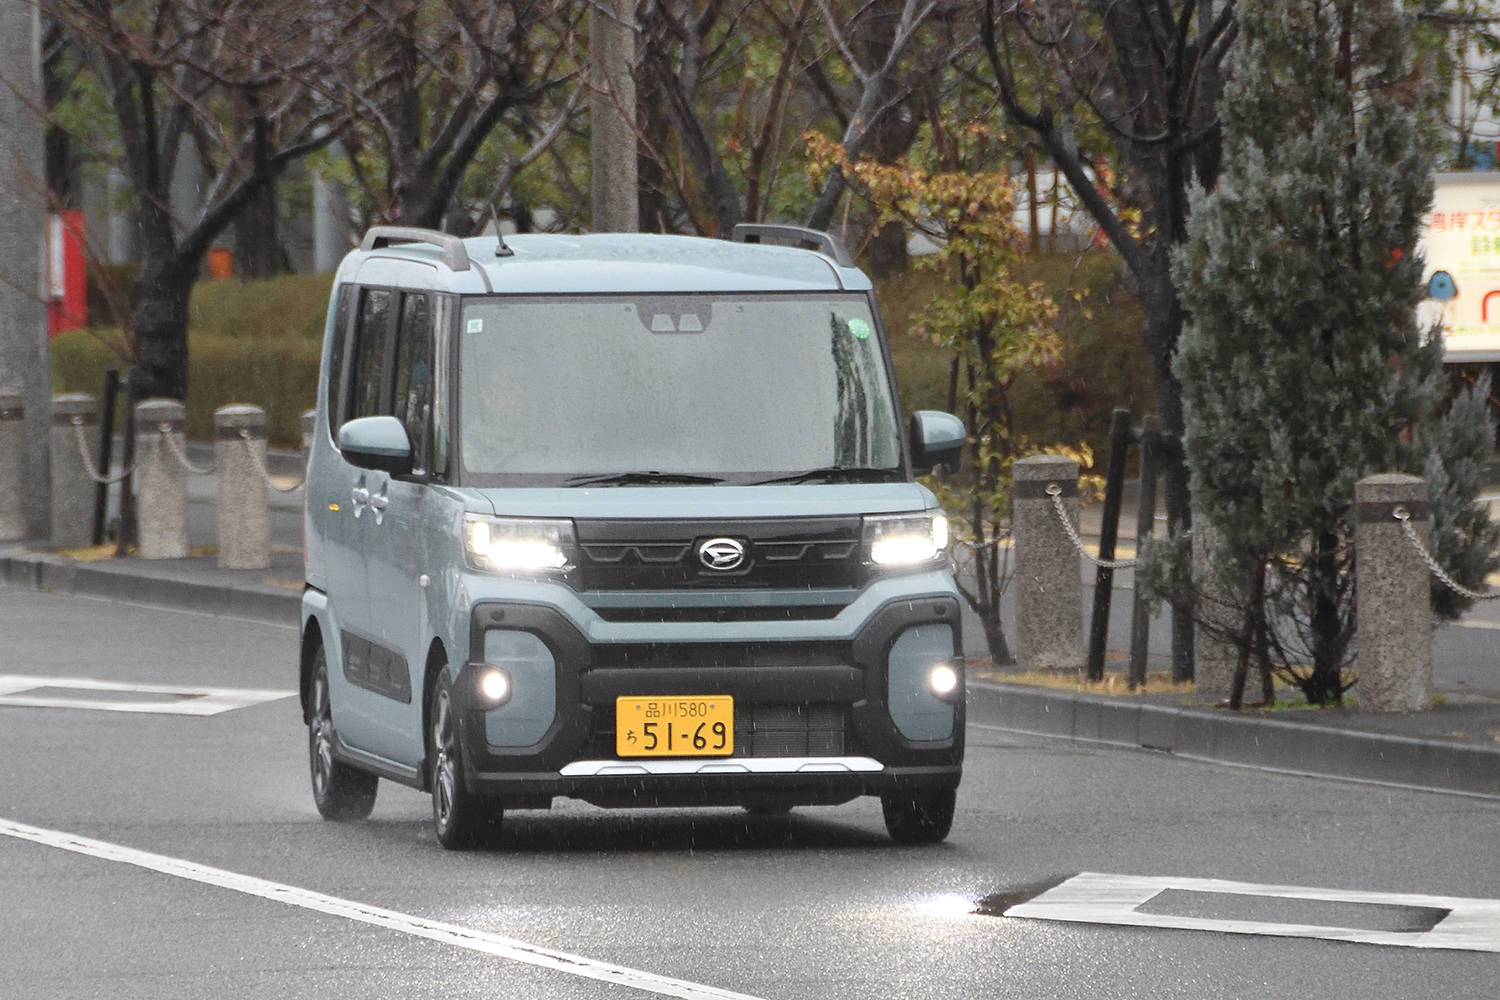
left=337, top=232, right=874, bottom=295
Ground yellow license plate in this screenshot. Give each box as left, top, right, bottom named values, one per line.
left=616, top=696, right=734, bottom=757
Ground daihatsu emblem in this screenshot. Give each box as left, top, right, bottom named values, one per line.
left=699, top=538, right=746, bottom=571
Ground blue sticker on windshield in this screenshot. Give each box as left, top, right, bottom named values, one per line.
left=848, top=318, right=872, bottom=340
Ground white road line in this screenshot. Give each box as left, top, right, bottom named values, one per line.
left=1005, top=872, right=1500, bottom=952
left=0, top=674, right=294, bottom=716
left=1451, top=618, right=1500, bottom=631
left=0, top=817, right=768, bottom=1000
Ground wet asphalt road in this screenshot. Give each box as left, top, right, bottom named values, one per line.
left=1, top=586, right=1497, bottom=999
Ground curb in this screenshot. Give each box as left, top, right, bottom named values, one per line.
left=969, top=680, right=1500, bottom=799
left=0, top=550, right=300, bottom=625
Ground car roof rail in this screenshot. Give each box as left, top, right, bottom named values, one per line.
left=360, top=226, right=472, bottom=272
left=730, top=223, right=855, bottom=268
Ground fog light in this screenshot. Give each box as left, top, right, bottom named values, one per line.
left=929, top=663, right=959, bottom=698
left=479, top=668, right=513, bottom=705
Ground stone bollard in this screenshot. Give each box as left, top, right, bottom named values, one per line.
left=134, top=399, right=190, bottom=560
left=50, top=394, right=98, bottom=549
left=1355, top=474, right=1432, bottom=712
left=1192, top=515, right=1242, bottom=702
left=215, top=404, right=270, bottom=570
left=0, top=391, right=24, bottom=540
left=300, top=409, right=316, bottom=469
left=1014, top=455, right=1083, bottom=671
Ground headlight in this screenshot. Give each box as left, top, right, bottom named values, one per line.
left=863, top=511, right=948, bottom=567
left=464, top=515, right=575, bottom=573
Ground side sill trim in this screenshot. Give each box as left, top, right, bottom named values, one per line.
left=333, top=737, right=423, bottom=787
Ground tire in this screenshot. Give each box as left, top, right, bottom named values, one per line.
left=429, top=669, right=502, bottom=849
left=881, top=789, right=956, bottom=845
left=308, top=646, right=379, bottom=821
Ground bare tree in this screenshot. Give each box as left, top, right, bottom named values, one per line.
left=980, top=0, right=1238, bottom=680
left=331, top=0, right=581, bottom=233
left=42, top=0, right=352, bottom=402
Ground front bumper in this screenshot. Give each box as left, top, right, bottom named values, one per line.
left=451, top=594, right=964, bottom=808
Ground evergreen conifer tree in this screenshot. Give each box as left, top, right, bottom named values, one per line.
left=1170, top=0, right=1499, bottom=705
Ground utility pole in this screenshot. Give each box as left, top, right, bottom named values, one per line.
left=0, top=0, right=50, bottom=541
left=590, top=0, right=637, bottom=232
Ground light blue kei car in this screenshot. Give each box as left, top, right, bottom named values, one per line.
left=299, top=223, right=969, bottom=848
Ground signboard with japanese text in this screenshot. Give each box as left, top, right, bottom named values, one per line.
left=1419, top=172, right=1500, bottom=362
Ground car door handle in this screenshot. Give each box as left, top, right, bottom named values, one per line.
left=369, top=488, right=389, bottom=525
left=350, top=485, right=370, bottom=518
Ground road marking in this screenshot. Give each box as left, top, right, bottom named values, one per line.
left=1451, top=618, right=1500, bottom=631
left=0, top=817, right=767, bottom=1000
left=0, top=674, right=294, bottom=716
left=1005, top=872, right=1500, bottom=952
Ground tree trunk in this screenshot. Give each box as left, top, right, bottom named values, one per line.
left=866, top=220, right=908, bottom=277
left=129, top=256, right=196, bottom=401
left=233, top=180, right=284, bottom=279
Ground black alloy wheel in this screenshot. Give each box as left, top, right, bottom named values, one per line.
left=309, top=646, right=379, bottom=820
left=881, top=788, right=956, bottom=845
left=429, top=668, right=502, bottom=849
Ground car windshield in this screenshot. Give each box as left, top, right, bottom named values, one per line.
left=457, top=293, right=902, bottom=483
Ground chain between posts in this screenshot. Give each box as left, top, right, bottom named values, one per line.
left=1046, top=483, right=1137, bottom=569
left=238, top=427, right=305, bottom=492
left=70, top=417, right=137, bottom=485
left=1393, top=504, right=1500, bottom=600
left=159, top=424, right=217, bottom=475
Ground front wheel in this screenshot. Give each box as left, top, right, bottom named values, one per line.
left=308, top=647, right=378, bottom=821
left=881, top=789, right=956, bottom=845
left=429, top=669, right=502, bottom=849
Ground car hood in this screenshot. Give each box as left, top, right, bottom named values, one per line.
left=464, top=483, right=939, bottom=520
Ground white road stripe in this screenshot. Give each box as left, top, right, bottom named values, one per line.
left=1006, top=872, right=1500, bottom=952
left=0, top=674, right=294, bottom=716
left=0, top=817, right=768, bottom=1000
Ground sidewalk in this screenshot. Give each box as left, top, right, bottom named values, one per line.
left=3, top=455, right=1499, bottom=800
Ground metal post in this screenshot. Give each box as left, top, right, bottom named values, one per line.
left=1354, top=474, right=1432, bottom=712
left=1127, top=416, right=1161, bottom=688
left=92, top=368, right=119, bottom=544
left=590, top=0, right=637, bottom=232
left=215, top=404, right=270, bottom=570
left=135, top=398, right=189, bottom=560
left=0, top=391, right=24, bottom=540
left=1086, top=408, right=1131, bottom=681
left=0, top=1, right=51, bottom=539
left=50, top=393, right=97, bottom=549
left=1013, top=455, right=1084, bottom=672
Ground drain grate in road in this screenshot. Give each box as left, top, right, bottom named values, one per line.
left=993, top=872, right=1500, bottom=952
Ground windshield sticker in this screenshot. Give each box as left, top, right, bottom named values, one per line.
left=466, top=318, right=483, bottom=333
left=848, top=317, right=872, bottom=340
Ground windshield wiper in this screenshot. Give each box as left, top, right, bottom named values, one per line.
left=566, top=471, right=725, bottom=487
left=750, top=466, right=902, bottom=485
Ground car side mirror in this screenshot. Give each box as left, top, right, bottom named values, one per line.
left=338, top=415, right=413, bottom=476
left=910, top=410, right=965, bottom=474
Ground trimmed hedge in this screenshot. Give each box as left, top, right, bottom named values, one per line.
left=52, top=273, right=333, bottom=448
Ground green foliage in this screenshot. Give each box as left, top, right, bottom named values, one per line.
left=1171, top=0, right=1499, bottom=703
left=809, top=129, right=1094, bottom=662
left=52, top=275, right=332, bottom=447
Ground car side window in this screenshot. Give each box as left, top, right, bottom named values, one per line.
left=325, top=285, right=356, bottom=433
left=393, top=291, right=433, bottom=475
left=350, top=288, right=394, bottom=421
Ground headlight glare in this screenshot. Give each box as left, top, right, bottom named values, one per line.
left=479, top=668, right=513, bottom=705
left=864, top=512, right=948, bottom=567
left=464, top=515, right=574, bottom=573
